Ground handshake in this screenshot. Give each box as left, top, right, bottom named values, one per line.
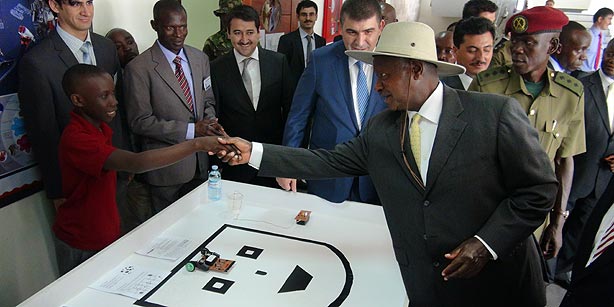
left=194, top=117, right=251, bottom=165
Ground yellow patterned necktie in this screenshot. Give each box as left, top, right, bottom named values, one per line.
left=410, top=113, right=422, bottom=171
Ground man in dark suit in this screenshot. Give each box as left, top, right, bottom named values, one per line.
left=560, top=177, right=614, bottom=307
left=219, top=21, right=557, bottom=306
left=548, top=21, right=591, bottom=76
left=124, top=0, right=223, bottom=213
left=18, top=0, right=121, bottom=209
left=278, top=0, right=386, bottom=204
left=277, top=0, right=325, bottom=85
left=211, top=5, right=294, bottom=187
left=556, top=39, right=614, bottom=285
left=441, top=17, right=494, bottom=91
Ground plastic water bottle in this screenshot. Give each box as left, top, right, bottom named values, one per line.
left=208, top=165, right=222, bottom=201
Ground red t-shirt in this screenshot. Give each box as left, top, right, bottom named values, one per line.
left=54, top=111, right=119, bottom=250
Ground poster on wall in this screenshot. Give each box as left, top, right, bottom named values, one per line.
left=0, top=0, right=54, bottom=207
left=322, top=0, right=342, bottom=43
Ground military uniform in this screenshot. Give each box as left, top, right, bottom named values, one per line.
left=203, top=0, right=242, bottom=61
left=469, top=65, right=585, bottom=163
left=490, top=39, right=512, bottom=68
left=203, top=30, right=232, bottom=61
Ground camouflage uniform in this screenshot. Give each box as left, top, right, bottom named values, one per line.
left=203, top=0, right=242, bottom=61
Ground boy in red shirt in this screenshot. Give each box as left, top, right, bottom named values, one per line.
left=54, top=64, right=234, bottom=275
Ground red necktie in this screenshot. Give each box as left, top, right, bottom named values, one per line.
left=588, top=219, right=614, bottom=266
left=594, top=32, right=602, bottom=70
left=173, top=56, right=194, bottom=112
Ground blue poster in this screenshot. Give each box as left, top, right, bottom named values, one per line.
left=0, top=0, right=53, bottom=206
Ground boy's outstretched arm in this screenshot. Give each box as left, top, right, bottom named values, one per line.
left=104, top=137, right=239, bottom=173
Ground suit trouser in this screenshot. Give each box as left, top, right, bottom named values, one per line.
left=556, top=193, right=599, bottom=275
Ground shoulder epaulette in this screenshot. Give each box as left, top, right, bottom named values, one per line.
left=553, top=72, right=583, bottom=97
left=476, top=65, right=510, bottom=85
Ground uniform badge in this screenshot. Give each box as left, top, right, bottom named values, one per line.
left=512, top=15, right=528, bottom=34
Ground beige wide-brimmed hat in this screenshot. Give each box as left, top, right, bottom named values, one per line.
left=346, top=21, right=465, bottom=77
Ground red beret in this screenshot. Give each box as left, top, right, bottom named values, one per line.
left=506, top=6, right=569, bottom=35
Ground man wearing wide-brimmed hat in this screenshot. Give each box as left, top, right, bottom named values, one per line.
left=219, top=21, right=557, bottom=306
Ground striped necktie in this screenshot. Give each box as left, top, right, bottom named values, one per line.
left=356, top=61, right=369, bottom=126
left=587, top=219, right=614, bottom=266
left=306, top=35, right=313, bottom=64
left=173, top=56, right=194, bottom=113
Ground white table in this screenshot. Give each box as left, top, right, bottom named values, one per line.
left=18, top=180, right=407, bottom=307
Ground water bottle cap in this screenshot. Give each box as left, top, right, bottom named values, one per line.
left=212, top=165, right=218, bottom=170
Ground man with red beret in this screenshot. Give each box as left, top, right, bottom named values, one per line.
left=470, top=6, right=586, bottom=281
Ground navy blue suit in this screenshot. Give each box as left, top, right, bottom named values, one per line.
left=282, top=40, right=386, bottom=204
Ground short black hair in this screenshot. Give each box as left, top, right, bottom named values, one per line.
left=607, top=38, right=614, bottom=50
left=340, top=0, right=382, bottom=25
left=296, top=0, right=318, bottom=15
left=62, top=64, right=108, bottom=97
left=226, top=5, right=260, bottom=32
left=560, top=21, right=587, bottom=44
left=153, top=0, right=186, bottom=21
left=453, top=17, right=496, bottom=48
left=462, top=0, right=498, bottom=20
left=593, top=7, right=614, bottom=23
left=447, top=20, right=460, bottom=32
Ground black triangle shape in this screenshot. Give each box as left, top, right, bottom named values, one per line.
left=278, top=265, right=313, bottom=293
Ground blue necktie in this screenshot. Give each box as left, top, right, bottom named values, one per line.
left=80, top=42, right=91, bottom=65
left=356, top=61, right=369, bottom=125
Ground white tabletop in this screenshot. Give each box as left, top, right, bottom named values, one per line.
left=18, top=180, right=407, bottom=307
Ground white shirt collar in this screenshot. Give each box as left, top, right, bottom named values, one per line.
left=410, top=81, right=444, bottom=125
left=156, top=40, right=188, bottom=65
left=56, top=24, right=92, bottom=51
left=234, top=47, right=259, bottom=66
left=458, top=73, right=474, bottom=90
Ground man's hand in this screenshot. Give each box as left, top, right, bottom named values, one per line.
left=195, top=118, right=226, bottom=137
left=442, top=237, right=490, bottom=281
left=604, top=154, right=614, bottom=172
left=217, top=137, right=252, bottom=165
left=540, top=223, right=563, bottom=259
left=52, top=198, right=66, bottom=211
left=276, top=178, right=297, bottom=192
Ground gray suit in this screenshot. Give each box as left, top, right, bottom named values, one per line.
left=18, top=30, right=121, bottom=199
left=124, top=42, right=215, bottom=196
left=257, top=86, right=557, bottom=306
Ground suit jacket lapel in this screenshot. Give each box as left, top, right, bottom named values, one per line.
left=184, top=47, right=205, bottom=120
left=293, top=31, right=306, bottom=69
left=588, top=72, right=611, bottom=134
left=573, top=181, right=614, bottom=281
left=387, top=113, right=426, bottom=193
left=151, top=43, right=192, bottom=113
left=256, top=47, right=271, bottom=112
left=425, top=86, right=466, bottom=195
left=51, top=32, right=78, bottom=68
left=334, top=43, right=359, bottom=131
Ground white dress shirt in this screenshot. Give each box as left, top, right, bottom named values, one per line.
left=234, top=48, right=261, bottom=110
left=157, top=41, right=197, bottom=139
left=56, top=24, right=96, bottom=65
left=458, top=73, right=474, bottom=91
left=348, top=56, right=373, bottom=129
left=298, top=27, right=315, bottom=67
left=599, top=69, right=614, bottom=132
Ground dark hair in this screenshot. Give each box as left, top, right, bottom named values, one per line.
left=296, top=0, right=318, bottom=15
left=226, top=5, right=260, bottom=31
left=607, top=38, right=614, bottom=50
left=153, top=0, right=186, bottom=21
left=593, top=7, right=614, bottom=23
left=453, top=17, right=496, bottom=48
left=462, top=0, right=498, bottom=19
left=559, top=21, right=587, bottom=43
left=340, top=0, right=382, bottom=25
left=447, top=20, right=460, bottom=32
left=62, top=64, right=108, bottom=97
